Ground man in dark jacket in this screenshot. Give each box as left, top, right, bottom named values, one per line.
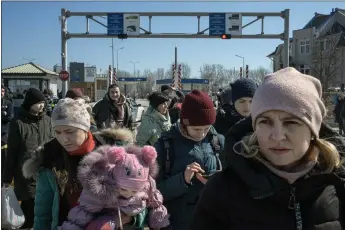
left=93, top=83, right=134, bottom=130
left=2, top=88, right=54, bottom=229
left=161, top=85, right=185, bottom=124
left=1, top=84, right=14, bottom=175
left=43, top=89, right=53, bottom=117
left=333, top=94, right=345, bottom=135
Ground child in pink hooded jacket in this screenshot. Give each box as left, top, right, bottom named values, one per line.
left=59, top=144, right=170, bottom=230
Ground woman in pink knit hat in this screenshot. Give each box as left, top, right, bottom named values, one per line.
left=191, top=67, right=345, bottom=230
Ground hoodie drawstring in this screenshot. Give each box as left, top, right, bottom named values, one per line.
left=116, top=201, right=123, bottom=230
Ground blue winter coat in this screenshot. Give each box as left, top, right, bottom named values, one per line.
left=154, top=123, right=224, bottom=230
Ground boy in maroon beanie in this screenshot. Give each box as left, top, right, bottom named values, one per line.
left=65, top=88, right=83, bottom=100
left=154, top=89, right=224, bottom=230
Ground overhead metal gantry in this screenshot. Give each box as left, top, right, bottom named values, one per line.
left=59, top=9, right=290, bottom=96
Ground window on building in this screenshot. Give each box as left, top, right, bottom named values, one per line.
left=325, top=39, right=331, bottom=50
left=299, top=64, right=310, bottom=75
left=320, top=40, right=325, bottom=51
left=319, top=39, right=331, bottom=51
left=300, top=40, right=310, bottom=54
left=8, top=79, right=40, bottom=95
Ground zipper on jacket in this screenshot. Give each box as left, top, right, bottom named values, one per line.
left=288, top=186, right=303, bottom=230
left=288, top=187, right=296, bottom=210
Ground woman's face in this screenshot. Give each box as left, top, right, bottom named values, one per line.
left=255, top=110, right=312, bottom=167
left=30, top=101, right=45, bottom=114
left=54, top=126, right=88, bottom=152
left=234, top=97, right=252, bottom=117
left=157, top=101, right=169, bottom=115
left=186, top=125, right=211, bottom=141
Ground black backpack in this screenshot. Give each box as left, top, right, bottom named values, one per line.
left=161, top=132, right=222, bottom=179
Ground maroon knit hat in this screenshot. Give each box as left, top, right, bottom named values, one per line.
left=180, top=89, right=216, bottom=126
left=65, top=88, right=83, bottom=99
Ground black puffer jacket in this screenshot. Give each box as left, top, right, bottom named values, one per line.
left=1, top=97, right=14, bottom=144
left=2, top=107, right=54, bottom=201
left=191, top=117, right=345, bottom=230
left=214, top=104, right=245, bottom=136
left=93, top=94, right=134, bottom=130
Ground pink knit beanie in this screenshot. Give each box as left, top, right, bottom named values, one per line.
left=108, top=145, right=158, bottom=190
left=251, top=67, right=326, bottom=138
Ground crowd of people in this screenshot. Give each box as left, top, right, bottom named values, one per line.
left=1, top=67, right=344, bottom=230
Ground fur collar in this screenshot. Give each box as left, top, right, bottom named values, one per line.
left=22, top=128, right=135, bottom=180
left=77, top=145, right=159, bottom=200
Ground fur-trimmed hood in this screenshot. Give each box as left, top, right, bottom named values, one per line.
left=22, top=128, right=135, bottom=180
left=77, top=144, right=159, bottom=200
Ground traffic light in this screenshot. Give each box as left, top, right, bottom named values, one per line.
left=118, top=34, right=128, bottom=39
left=221, top=34, right=231, bottom=39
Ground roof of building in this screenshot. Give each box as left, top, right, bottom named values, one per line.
left=303, top=13, right=332, bottom=30
left=1, top=62, right=58, bottom=76
left=267, top=39, right=292, bottom=58
left=267, top=8, right=345, bottom=58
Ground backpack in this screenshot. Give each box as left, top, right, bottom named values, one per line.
left=162, top=132, right=222, bottom=179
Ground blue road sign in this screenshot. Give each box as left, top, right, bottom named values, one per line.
left=118, top=77, right=147, bottom=82
left=156, top=78, right=209, bottom=84
left=107, top=13, right=124, bottom=35
left=209, top=13, right=226, bottom=36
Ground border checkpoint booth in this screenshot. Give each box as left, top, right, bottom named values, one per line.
left=1, top=62, right=59, bottom=117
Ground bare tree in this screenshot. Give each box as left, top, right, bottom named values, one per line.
left=308, top=32, right=345, bottom=90
left=200, top=64, right=239, bottom=90
left=164, top=62, right=192, bottom=79
left=180, top=62, right=192, bottom=78
left=249, top=66, right=271, bottom=84
left=155, top=68, right=165, bottom=80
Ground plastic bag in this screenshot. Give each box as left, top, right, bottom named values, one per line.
left=1, top=186, right=25, bottom=229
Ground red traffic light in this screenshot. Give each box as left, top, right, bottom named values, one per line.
left=221, top=34, right=231, bottom=39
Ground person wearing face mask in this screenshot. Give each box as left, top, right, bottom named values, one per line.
left=154, top=89, right=224, bottom=230
left=190, top=67, right=345, bottom=230
left=93, top=84, right=134, bottom=130
left=22, top=98, right=148, bottom=230
left=136, top=91, right=172, bottom=146
left=2, top=87, right=54, bottom=229
left=214, top=78, right=257, bottom=136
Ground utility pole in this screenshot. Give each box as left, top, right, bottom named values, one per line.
left=130, top=61, right=139, bottom=76
left=175, top=47, right=178, bottom=69
left=111, top=38, right=115, bottom=74
left=283, top=9, right=290, bottom=68
left=116, top=47, right=124, bottom=71
left=60, top=8, right=68, bottom=97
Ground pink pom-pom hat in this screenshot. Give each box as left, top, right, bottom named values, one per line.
left=108, top=145, right=157, bottom=191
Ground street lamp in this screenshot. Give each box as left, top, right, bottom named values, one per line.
left=116, top=47, right=124, bottom=71
left=130, top=61, right=139, bottom=77
left=111, top=39, right=125, bottom=74
left=235, top=54, right=245, bottom=78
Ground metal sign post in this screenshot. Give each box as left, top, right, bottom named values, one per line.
left=60, top=9, right=290, bottom=89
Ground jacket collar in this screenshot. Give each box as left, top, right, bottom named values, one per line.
left=22, top=128, right=135, bottom=180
